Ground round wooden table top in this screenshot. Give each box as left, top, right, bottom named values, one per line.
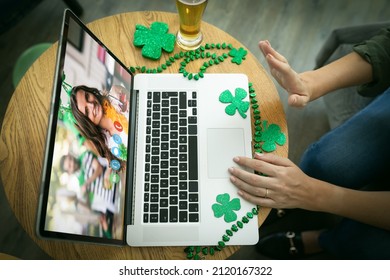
left=0, top=11, right=288, bottom=259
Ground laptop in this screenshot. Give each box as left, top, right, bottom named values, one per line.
left=36, top=9, right=258, bottom=247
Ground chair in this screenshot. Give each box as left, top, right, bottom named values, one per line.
left=12, top=43, right=52, bottom=88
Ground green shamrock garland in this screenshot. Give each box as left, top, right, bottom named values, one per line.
left=129, top=41, right=247, bottom=80
left=185, top=193, right=256, bottom=260
left=185, top=205, right=259, bottom=260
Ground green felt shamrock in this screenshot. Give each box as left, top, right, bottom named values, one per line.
left=255, top=120, right=286, bottom=152
left=212, top=193, right=241, bottom=223
left=228, top=47, right=247, bottom=65
left=219, top=87, right=250, bottom=118
left=133, top=22, right=176, bottom=60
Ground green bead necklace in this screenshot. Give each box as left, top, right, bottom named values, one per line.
left=129, top=42, right=245, bottom=80
left=184, top=206, right=259, bottom=260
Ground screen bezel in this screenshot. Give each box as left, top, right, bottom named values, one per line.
left=36, top=9, right=135, bottom=246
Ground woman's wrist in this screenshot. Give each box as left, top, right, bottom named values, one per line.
left=298, top=71, right=324, bottom=102
left=298, top=176, right=321, bottom=211
left=306, top=177, right=346, bottom=215
left=300, top=52, right=373, bottom=102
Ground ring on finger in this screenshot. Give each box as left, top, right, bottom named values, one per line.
left=264, top=188, right=269, bottom=199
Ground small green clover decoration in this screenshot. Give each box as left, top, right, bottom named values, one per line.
left=133, top=22, right=175, bottom=60
left=228, top=47, right=247, bottom=65
left=212, top=193, right=241, bottom=223
left=255, top=120, right=286, bottom=152
left=219, top=87, right=250, bottom=118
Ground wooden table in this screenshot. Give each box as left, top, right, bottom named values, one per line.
left=0, top=11, right=288, bottom=259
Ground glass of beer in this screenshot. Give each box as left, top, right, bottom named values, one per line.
left=176, top=0, right=208, bottom=50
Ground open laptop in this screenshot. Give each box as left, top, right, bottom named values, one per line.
left=36, top=9, right=258, bottom=247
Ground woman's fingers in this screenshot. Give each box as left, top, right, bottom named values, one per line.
left=229, top=165, right=272, bottom=191
left=232, top=153, right=292, bottom=178
left=253, top=152, right=292, bottom=167
left=228, top=165, right=276, bottom=207
left=259, top=40, right=311, bottom=108
left=266, top=54, right=310, bottom=107
left=259, top=40, right=288, bottom=63
left=236, top=188, right=275, bottom=208
left=288, top=94, right=309, bottom=107
left=228, top=154, right=294, bottom=205
left=229, top=167, right=276, bottom=207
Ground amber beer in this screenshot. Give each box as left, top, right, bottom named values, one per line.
left=176, top=0, right=208, bottom=50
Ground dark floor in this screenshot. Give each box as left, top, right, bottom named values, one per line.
left=1, top=0, right=390, bottom=260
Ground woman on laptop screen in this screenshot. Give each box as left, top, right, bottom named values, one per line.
left=70, top=84, right=130, bottom=172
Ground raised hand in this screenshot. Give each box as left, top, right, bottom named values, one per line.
left=259, top=40, right=312, bottom=107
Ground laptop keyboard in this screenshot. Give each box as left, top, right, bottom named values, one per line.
left=143, top=91, right=199, bottom=223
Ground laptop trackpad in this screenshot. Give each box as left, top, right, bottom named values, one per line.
left=207, top=128, right=246, bottom=178
left=143, top=226, right=199, bottom=242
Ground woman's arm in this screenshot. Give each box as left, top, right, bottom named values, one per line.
left=229, top=153, right=390, bottom=231
left=259, top=41, right=373, bottom=107
left=308, top=177, right=390, bottom=231
left=300, top=51, right=373, bottom=101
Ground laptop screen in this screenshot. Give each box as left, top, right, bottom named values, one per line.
left=37, top=10, right=133, bottom=244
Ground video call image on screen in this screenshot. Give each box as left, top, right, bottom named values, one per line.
left=45, top=18, right=132, bottom=240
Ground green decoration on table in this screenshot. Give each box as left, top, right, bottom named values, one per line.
left=228, top=47, right=248, bottom=65
left=185, top=206, right=259, bottom=260
left=129, top=41, right=236, bottom=80
left=255, top=120, right=286, bottom=152
left=219, top=87, right=250, bottom=118
left=133, top=22, right=175, bottom=60
left=212, top=193, right=241, bottom=223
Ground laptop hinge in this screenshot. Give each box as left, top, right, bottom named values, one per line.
left=126, top=89, right=139, bottom=225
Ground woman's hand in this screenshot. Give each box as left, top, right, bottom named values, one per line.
left=259, top=40, right=313, bottom=107
left=229, top=153, right=390, bottom=230
left=229, top=153, right=316, bottom=210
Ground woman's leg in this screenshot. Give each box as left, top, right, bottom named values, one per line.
left=299, top=87, right=390, bottom=258
left=299, top=87, right=390, bottom=189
